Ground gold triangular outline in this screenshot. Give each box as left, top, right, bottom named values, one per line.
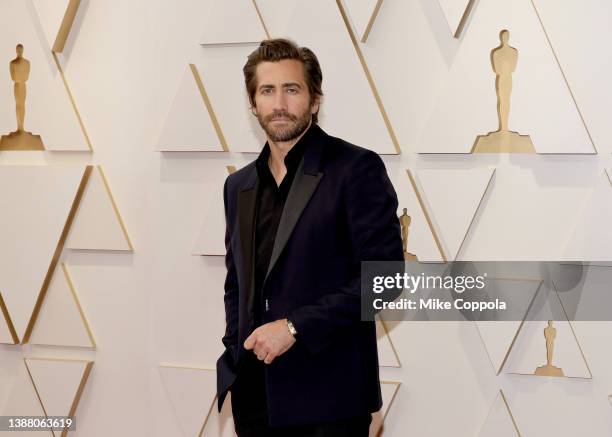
left=377, top=314, right=401, bottom=368
left=52, top=0, right=81, bottom=53
left=415, top=167, right=496, bottom=261
left=190, top=64, right=229, bottom=152
left=473, top=278, right=542, bottom=375
left=530, top=0, right=597, bottom=154
left=476, top=389, right=522, bottom=437
left=24, top=357, right=94, bottom=437
left=22, top=165, right=92, bottom=343
left=406, top=169, right=447, bottom=261
left=96, top=165, right=134, bottom=251
left=158, top=364, right=217, bottom=437
left=336, top=0, right=401, bottom=154
left=29, top=262, right=96, bottom=348
left=0, top=291, right=19, bottom=344
left=375, top=380, right=401, bottom=437
left=501, top=281, right=593, bottom=379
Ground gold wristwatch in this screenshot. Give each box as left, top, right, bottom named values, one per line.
left=287, top=319, right=298, bottom=337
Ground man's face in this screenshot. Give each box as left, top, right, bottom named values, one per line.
left=252, top=59, right=319, bottom=143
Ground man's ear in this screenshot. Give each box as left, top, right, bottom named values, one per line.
left=310, top=95, right=321, bottom=114
left=251, top=105, right=258, bottom=116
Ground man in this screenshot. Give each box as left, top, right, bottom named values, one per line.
left=216, top=38, right=403, bottom=436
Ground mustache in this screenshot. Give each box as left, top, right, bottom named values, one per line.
left=264, top=111, right=297, bottom=123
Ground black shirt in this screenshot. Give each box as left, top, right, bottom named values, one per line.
left=252, top=125, right=313, bottom=327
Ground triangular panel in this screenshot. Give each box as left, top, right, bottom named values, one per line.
left=66, top=165, right=132, bottom=251
left=416, top=168, right=495, bottom=260
left=29, top=263, right=95, bottom=348
left=159, top=364, right=217, bottom=437
left=0, top=165, right=86, bottom=342
left=563, top=170, right=612, bottom=261
left=0, top=1, right=89, bottom=150
left=477, top=390, right=521, bottom=437
left=157, top=65, right=226, bottom=152
left=25, top=357, right=93, bottom=430
left=419, top=0, right=594, bottom=154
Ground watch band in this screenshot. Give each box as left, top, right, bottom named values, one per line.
left=287, top=319, right=298, bottom=337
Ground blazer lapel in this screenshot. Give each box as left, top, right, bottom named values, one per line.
left=264, top=158, right=324, bottom=283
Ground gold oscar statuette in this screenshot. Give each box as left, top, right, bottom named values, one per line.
left=0, top=44, right=44, bottom=151
left=399, top=208, right=417, bottom=261
left=534, top=320, right=565, bottom=377
left=472, top=29, right=535, bottom=153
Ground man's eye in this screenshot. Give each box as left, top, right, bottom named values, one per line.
left=287, top=88, right=298, bottom=94
left=261, top=89, right=272, bottom=95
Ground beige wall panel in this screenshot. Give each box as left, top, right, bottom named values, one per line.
left=459, top=163, right=596, bottom=260
left=475, top=279, right=542, bottom=374
left=0, top=165, right=84, bottom=341
left=504, top=370, right=608, bottom=436
left=25, top=358, right=93, bottom=419
left=0, top=1, right=88, bottom=150
left=193, top=166, right=230, bottom=256
left=477, top=390, right=521, bottom=437
left=532, top=0, right=612, bottom=153
left=256, top=0, right=397, bottom=154
left=415, top=167, right=495, bottom=260
left=0, top=359, right=49, bottom=437
left=419, top=0, right=593, bottom=154
left=377, top=321, right=497, bottom=436
left=159, top=365, right=220, bottom=437
left=437, top=0, right=474, bottom=37
left=65, top=166, right=132, bottom=251
left=563, top=170, right=612, bottom=261
left=29, top=263, right=95, bottom=348
left=358, top=0, right=448, bottom=153
left=157, top=66, right=224, bottom=152
left=200, top=0, right=267, bottom=45
left=476, top=320, right=524, bottom=376
left=195, top=45, right=267, bottom=153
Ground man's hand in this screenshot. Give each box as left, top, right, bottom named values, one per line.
left=244, top=319, right=296, bottom=364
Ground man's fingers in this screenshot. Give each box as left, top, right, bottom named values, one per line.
left=244, top=332, right=256, bottom=350
left=264, top=353, right=275, bottom=364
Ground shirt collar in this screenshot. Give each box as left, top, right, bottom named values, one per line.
left=255, top=122, right=315, bottom=177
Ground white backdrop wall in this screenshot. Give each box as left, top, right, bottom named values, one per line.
left=1, top=0, right=612, bottom=436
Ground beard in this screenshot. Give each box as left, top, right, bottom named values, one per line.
left=257, top=107, right=312, bottom=142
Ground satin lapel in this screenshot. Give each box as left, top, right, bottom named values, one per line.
left=264, top=159, right=323, bottom=282
left=237, top=180, right=258, bottom=329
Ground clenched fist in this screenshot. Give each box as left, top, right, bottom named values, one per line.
left=244, top=318, right=296, bottom=364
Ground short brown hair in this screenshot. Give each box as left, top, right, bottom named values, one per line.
left=243, top=38, right=323, bottom=123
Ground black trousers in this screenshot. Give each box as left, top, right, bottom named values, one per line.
left=230, top=353, right=372, bottom=437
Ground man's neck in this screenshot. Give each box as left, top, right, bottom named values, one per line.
left=267, top=120, right=312, bottom=175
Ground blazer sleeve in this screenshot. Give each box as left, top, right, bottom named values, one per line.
left=221, top=176, right=239, bottom=354
left=287, top=150, right=404, bottom=355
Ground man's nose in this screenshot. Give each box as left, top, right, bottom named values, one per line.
left=273, top=91, right=287, bottom=111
